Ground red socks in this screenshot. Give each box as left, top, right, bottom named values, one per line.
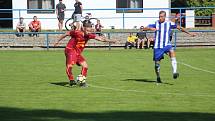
left=81, top=67, right=88, bottom=77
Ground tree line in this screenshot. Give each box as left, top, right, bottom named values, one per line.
left=171, top=0, right=215, bottom=16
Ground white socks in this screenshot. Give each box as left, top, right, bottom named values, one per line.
left=171, top=57, right=177, bottom=74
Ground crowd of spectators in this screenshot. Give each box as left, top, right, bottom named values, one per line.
left=124, top=26, right=154, bottom=49
left=14, top=0, right=154, bottom=50
left=16, top=16, right=41, bottom=37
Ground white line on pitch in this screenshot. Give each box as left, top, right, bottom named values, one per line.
left=178, top=61, right=215, bottom=74
left=88, top=84, right=215, bottom=98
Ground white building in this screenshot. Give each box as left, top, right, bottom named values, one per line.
left=12, top=0, right=171, bottom=30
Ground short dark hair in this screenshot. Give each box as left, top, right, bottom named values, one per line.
left=83, top=20, right=92, bottom=27
left=159, top=11, right=166, bottom=16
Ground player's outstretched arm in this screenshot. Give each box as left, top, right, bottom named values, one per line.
left=143, top=24, right=157, bottom=31
left=177, top=25, right=197, bottom=37
left=143, top=27, right=157, bottom=31
left=54, top=31, right=70, bottom=46
left=94, top=36, right=117, bottom=43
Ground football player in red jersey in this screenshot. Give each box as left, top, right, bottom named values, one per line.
left=54, top=20, right=116, bottom=87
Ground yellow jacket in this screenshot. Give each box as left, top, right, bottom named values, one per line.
left=127, top=35, right=137, bottom=43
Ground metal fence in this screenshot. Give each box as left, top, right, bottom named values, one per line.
left=0, top=7, right=215, bottom=29
left=0, top=30, right=215, bottom=50
left=0, top=7, right=215, bottom=50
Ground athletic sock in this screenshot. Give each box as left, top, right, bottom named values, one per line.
left=66, top=65, right=74, bottom=81
left=155, top=63, right=160, bottom=78
left=81, top=67, right=88, bottom=77
left=171, top=57, right=177, bottom=74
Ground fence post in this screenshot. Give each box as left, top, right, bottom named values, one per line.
left=123, top=9, right=125, bottom=29
left=212, top=13, right=215, bottom=28
left=45, top=34, right=49, bottom=50
left=18, top=9, right=21, bottom=19
left=180, top=9, right=182, bottom=29
left=174, top=31, right=177, bottom=50
left=108, top=32, right=111, bottom=50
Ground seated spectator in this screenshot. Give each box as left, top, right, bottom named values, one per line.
left=95, top=19, right=103, bottom=36
left=28, top=16, right=41, bottom=37
left=136, top=26, right=147, bottom=49
left=146, top=37, right=154, bottom=49
left=16, top=17, right=26, bottom=37
left=125, top=33, right=137, bottom=49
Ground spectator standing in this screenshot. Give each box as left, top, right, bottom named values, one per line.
left=73, top=0, right=83, bottom=30
left=95, top=19, right=103, bottom=36
left=56, top=0, right=66, bottom=31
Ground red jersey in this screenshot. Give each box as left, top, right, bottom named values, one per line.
left=30, top=20, right=41, bottom=29
left=66, top=30, right=96, bottom=53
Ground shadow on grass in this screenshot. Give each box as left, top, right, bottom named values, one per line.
left=122, top=79, right=173, bottom=85
left=50, top=82, right=70, bottom=88
left=0, top=107, right=214, bottom=121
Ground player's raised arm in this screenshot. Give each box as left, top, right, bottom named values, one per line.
left=54, top=31, right=70, bottom=46
left=170, top=17, right=196, bottom=37
left=177, top=25, right=196, bottom=37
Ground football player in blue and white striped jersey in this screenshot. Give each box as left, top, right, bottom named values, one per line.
left=144, top=11, right=196, bottom=83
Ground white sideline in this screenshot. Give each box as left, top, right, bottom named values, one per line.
left=88, top=84, right=215, bottom=98
left=87, top=61, right=215, bottom=98
left=178, top=61, right=215, bottom=74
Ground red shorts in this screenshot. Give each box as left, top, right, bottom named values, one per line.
left=65, top=48, right=85, bottom=66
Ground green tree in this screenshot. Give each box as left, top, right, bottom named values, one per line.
left=187, top=0, right=215, bottom=16
left=171, top=0, right=215, bottom=16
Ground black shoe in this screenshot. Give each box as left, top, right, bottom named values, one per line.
left=173, top=73, right=179, bottom=79
left=69, top=80, right=77, bottom=86
left=16, top=34, right=21, bottom=37
left=80, top=82, right=87, bottom=87
left=157, top=77, right=162, bottom=83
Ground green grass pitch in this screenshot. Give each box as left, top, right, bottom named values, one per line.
left=0, top=48, right=214, bottom=121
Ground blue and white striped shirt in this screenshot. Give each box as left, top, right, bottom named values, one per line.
left=148, top=20, right=177, bottom=49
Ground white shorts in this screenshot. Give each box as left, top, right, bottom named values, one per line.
left=74, top=14, right=82, bottom=22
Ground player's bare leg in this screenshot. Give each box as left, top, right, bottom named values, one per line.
left=75, top=21, right=81, bottom=30
left=58, top=20, right=63, bottom=31
left=169, top=50, right=179, bottom=79
left=141, top=39, right=144, bottom=49
left=147, top=39, right=150, bottom=48
left=137, top=39, right=140, bottom=49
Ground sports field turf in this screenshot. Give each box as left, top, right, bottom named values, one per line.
left=0, top=48, right=215, bottom=121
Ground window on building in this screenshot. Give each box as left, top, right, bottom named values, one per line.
left=116, top=0, right=143, bottom=13
left=27, top=0, right=55, bottom=13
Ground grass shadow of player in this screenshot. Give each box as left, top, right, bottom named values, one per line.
left=50, top=82, right=71, bottom=88
left=122, top=78, right=173, bottom=85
